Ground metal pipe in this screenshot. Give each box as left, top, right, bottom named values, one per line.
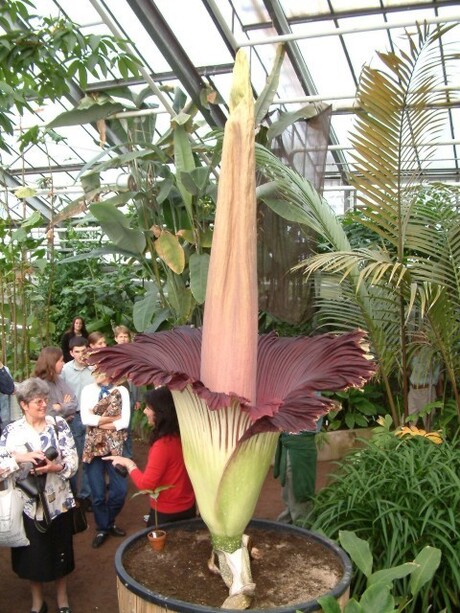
left=238, top=14, right=460, bottom=48
left=274, top=85, right=460, bottom=105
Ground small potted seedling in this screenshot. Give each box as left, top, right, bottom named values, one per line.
left=132, top=485, right=174, bottom=552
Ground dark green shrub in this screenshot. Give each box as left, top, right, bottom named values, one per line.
left=306, top=431, right=460, bottom=612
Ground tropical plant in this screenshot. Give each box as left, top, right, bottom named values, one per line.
left=0, top=212, right=51, bottom=377
left=46, top=84, right=219, bottom=332
left=257, top=24, right=460, bottom=427
left=88, top=51, right=376, bottom=609
left=0, top=0, right=140, bottom=373
left=132, top=485, right=174, bottom=530
left=318, top=531, right=441, bottom=613
left=305, top=427, right=460, bottom=612
left=37, top=235, right=143, bottom=343
left=321, top=383, right=387, bottom=431
left=44, top=44, right=327, bottom=335
left=0, top=0, right=140, bottom=153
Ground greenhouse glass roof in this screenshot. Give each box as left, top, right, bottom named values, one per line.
left=1, top=0, right=459, bottom=222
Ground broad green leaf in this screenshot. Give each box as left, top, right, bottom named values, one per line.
left=96, top=193, right=135, bottom=207
left=261, top=197, right=314, bottom=226
left=368, top=562, right=416, bottom=587
left=267, top=102, right=327, bottom=141
left=90, top=202, right=146, bottom=255
left=57, top=245, right=139, bottom=263
left=14, top=186, right=37, bottom=199
left=173, top=123, right=194, bottom=221
left=143, top=308, right=171, bottom=333
left=172, top=110, right=192, bottom=127
left=156, top=176, right=174, bottom=204
left=189, top=252, right=210, bottom=304
left=165, top=273, right=193, bottom=323
left=80, top=147, right=161, bottom=178
left=81, top=172, right=101, bottom=195
left=200, top=227, right=213, bottom=248
left=177, top=228, right=213, bottom=248
left=339, top=531, right=373, bottom=577
left=180, top=167, right=210, bottom=196
left=133, top=286, right=159, bottom=332
left=255, top=44, right=285, bottom=126
left=21, top=211, right=42, bottom=228
left=176, top=229, right=195, bottom=244
left=316, top=594, right=342, bottom=613
left=409, top=546, right=442, bottom=596
left=47, top=101, right=124, bottom=128
left=11, top=227, right=27, bottom=242
left=154, top=230, right=185, bottom=274
left=359, top=583, right=395, bottom=612
left=343, top=600, right=363, bottom=613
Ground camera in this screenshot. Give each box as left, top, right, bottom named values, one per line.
left=35, top=446, right=59, bottom=468
left=114, top=464, right=128, bottom=477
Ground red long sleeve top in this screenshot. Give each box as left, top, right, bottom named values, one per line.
left=130, top=435, right=195, bottom=514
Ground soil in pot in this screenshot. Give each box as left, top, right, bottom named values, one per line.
left=123, top=526, right=343, bottom=609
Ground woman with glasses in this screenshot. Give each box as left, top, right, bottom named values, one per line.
left=0, top=377, right=78, bottom=613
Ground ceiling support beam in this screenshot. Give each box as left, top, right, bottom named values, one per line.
left=126, top=0, right=227, bottom=128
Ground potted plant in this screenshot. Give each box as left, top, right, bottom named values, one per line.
left=90, top=50, right=375, bottom=610
left=132, top=485, right=174, bottom=552
left=115, top=518, right=353, bottom=612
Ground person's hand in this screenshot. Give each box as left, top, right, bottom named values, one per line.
left=63, top=394, right=72, bottom=403
left=98, top=415, right=117, bottom=426
left=53, top=403, right=62, bottom=412
left=103, top=455, right=136, bottom=473
left=99, top=423, right=115, bottom=430
left=103, top=455, right=129, bottom=467
left=34, top=458, right=63, bottom=475
left=12, top=450, right=46, bottom=466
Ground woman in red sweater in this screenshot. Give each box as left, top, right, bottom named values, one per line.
left=104, top=386, right=196, bottom=525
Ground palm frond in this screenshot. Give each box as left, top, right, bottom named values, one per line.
left=350, top=24, right=456, bottom=251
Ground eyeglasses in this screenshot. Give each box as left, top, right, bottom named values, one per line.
left=30, top=398, right=48, bottom=406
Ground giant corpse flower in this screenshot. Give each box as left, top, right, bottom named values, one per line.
left=89, top=51, right=375, bottom=609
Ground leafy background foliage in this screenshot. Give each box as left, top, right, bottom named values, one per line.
left=306, top=433, right=460, bottom=612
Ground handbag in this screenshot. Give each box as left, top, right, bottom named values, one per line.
left=71, top=499, right=88, bottom=534
left=0, top=479, right=30, bottom=547
left=16, top=472, right=41, bottom=499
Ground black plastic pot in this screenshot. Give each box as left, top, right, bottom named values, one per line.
left=115, top=518, right=352, bottom=613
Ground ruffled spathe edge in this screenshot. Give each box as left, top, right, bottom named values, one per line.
left=88, top=326, right=376, bottom=437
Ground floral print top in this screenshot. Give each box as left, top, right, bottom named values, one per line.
left=0, top=415, right=78, bottom=521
